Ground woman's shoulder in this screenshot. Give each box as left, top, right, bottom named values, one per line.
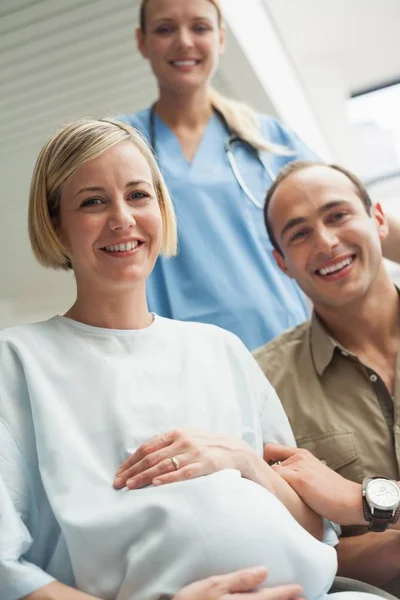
left=115, top=107, right=151, bottom=137
left=256, top=113, right=319, bottom=160
left=0, top=317, right=60, bottom=351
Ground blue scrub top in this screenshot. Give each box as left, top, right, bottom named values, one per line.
left=118, top=108, right=316, bottom=350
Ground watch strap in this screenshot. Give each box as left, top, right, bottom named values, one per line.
left=362, top=477, right=400, bottom=532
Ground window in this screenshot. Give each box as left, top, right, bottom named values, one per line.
left=348, top=81, right=400, bottom=185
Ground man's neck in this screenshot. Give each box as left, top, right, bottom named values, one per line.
left=315, top=270, right=400, bottom=356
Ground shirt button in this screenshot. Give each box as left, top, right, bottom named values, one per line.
left=369, top=373, right=378, bottom=382
left=341, top=351, right=349, bottom=357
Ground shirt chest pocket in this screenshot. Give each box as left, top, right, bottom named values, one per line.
left=297, top=431, right=364, bottom=483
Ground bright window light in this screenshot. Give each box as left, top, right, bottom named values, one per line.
left=347, top=81, right=400, bottom=184
left=221, top=0, right=330, bottom=160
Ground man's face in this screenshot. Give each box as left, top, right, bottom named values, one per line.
left=268, top=166, right=388, bottom=310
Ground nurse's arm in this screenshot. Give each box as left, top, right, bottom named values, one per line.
left=23, top=582, right=100, bottom=599
left=382, top=213, right=400, bottom=263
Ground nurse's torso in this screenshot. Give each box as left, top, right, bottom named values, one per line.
left=119, top=108, right=308, bottom=350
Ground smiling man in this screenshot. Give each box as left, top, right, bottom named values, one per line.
left=254, top=161, right=400, bottom=595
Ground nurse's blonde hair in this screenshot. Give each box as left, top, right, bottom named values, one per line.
left=29, top=118, right=178, bottom=270
left=139, top=0, right=287, bottom=154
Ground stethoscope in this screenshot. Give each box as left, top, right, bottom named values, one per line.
left=149, top=104, right=276, bottom=210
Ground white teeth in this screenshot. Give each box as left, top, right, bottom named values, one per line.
left=318, top=257, right=353, bottom=276
left=173, top=60, right=197, bottom=66
left=104, top=241, right=139, bottom=252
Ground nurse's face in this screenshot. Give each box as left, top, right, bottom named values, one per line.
left=137, top=0, right=224, bottom=94
left=57, top=141, right=163, bottom=293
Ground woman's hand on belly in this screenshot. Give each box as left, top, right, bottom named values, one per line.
left=173, top=567, right=303, bottom=600
left=113, top=429, right=265, bottom=490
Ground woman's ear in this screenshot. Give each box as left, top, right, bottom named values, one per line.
left=136, top=27, right=148, bottom=59
left=219, top=25, right=226, bottom=55
left=373, top=202, right=389, bottom=241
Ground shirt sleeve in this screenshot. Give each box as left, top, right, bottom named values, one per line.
left=0, top=421, right=55, bottom=600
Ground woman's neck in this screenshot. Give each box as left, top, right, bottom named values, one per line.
left=65, top=284, right=152, bottom=330
left=155, top=86, right=213, bottom=129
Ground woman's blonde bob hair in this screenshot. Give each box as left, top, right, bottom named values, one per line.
left=29, top=118, right=178, bottom=270
left=139, top=0, right=287, bottom=155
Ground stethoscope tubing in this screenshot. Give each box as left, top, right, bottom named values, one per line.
left=149, top=105, right=275, bottom=210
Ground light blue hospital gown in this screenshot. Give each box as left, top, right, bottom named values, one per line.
left=0, top=317, right=385, bottom=600
left=118, top=108, right=316, bottom=350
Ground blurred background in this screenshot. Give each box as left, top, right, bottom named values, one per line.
left=1, top=0, right=400, bottom=327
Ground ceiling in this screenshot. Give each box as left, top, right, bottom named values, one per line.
left=265, top=0, right=400, bottom=93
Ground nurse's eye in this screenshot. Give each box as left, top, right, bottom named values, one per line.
left=154, top=25, right=175, bottom=35
left=193, top=23, right=212, bottom=33
left=80, top=197, right=104, bottom=208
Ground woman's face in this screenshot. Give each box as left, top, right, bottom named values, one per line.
left=57, top=141, right=163, bottom=292
left=137, top=0, right=224, bottom=94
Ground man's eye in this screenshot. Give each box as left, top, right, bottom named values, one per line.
left=290, top=230, right=307, bottom=242
left=330, top=211, right=347, bottom=222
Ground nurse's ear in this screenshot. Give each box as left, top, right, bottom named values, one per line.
left=136, top=27, right=148, bottom=60
left=218, top=25, right=226, bottom=56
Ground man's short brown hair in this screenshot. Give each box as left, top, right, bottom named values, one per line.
left=264, top=161, right=372, bottom=256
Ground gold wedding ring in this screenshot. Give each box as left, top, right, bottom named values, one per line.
left=170, top=456, right=179, bottom=470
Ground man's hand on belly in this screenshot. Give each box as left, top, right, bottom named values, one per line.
left=113, top=429, right=262, bottom=490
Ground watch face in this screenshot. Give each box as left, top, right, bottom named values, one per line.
left=366, top=479, right=400, bottom=510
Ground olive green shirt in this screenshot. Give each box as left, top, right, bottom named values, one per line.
left=254, top=312, right=400, bottom=488
left=255, top=314, right=400, bottom=595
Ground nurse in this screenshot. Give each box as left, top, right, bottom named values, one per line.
left=120, top=0, right=400, bottom=350
left=118, top=0, right=316, bottom=350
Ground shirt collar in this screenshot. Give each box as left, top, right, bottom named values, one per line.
left=310, top=285, right=400, bottom=376
left=310, top=312, right=356, bottom=376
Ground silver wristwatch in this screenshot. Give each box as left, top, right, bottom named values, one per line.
left=362, top=477, right=400, bottom=532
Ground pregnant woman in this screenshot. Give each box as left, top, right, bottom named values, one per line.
left=0, top=118, right=383, bottom=600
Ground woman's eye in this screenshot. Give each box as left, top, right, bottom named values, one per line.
left=80, top=198, right=103, bottom=208
left=194, top=24, right=211, bottom=33
left=128, top=191, right=149, bottom=201
left=154, top=26, right=173, bottom=35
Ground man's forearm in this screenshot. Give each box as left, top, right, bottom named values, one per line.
left=23, top=581, right=101, bottom=600
left=337, top=531, right=400, bottom=586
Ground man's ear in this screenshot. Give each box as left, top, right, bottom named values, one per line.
left=136, top=27, right=148, bottom=59
left=372, top=202, right=389, bottom=242
left=272, top=249, right=293, bottom=278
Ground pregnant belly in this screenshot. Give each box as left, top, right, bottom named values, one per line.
left=63, top=470, right=337, bottom=600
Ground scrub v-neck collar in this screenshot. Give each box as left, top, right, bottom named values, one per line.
left=151, top=111, right=224, bottom=176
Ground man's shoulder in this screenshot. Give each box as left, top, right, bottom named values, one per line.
left=254, top=320, right=312, bottom=364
